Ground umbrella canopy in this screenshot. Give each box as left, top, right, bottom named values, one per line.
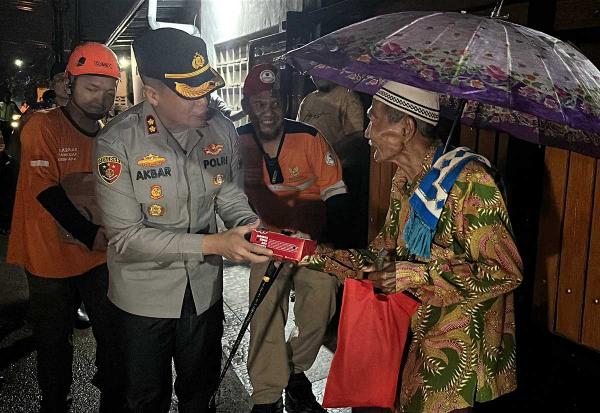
left=285, top=11, right=600, bottom=157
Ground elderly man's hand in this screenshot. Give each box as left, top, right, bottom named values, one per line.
left=364, top=262, right=397, bottom=294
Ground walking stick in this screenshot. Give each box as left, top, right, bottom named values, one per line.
left=209, top=260, right=284, bottom=408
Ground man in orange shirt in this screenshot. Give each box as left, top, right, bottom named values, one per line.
left=238, top=64, right=350, bottom=413
left=7, top=43, right=124, bottom=413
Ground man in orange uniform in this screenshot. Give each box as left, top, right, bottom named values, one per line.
left=7, top=43, right=124, bottom=413
left=238, top=64, right=350, bottom=413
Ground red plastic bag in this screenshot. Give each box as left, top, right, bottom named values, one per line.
left=323, top=279, right=419, bottom=409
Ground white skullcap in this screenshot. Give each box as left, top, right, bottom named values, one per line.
left=373, top=81, right=440, bottom=125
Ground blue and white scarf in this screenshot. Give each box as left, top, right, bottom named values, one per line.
left=404, top=146, right=491, bottom=259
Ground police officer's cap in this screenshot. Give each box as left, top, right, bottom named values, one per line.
left=133, top=28, right=224, bottom=100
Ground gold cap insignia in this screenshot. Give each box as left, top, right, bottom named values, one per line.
left=192, top=52, right=205, bottom=70
left=146, top=116, right=158, bottom=134
left=213, top=174, right=224, bottom=186
left=137, top=153, right=167, bottom=168
left=147, top=204, right=165, bottom=217
left=150, top=185, right=163, bottom=200
left=165, top=53, right=210, bottom=80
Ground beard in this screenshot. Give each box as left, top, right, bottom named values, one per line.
left=256, top=123, right=283, bottom=142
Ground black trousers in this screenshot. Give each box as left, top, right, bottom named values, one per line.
left=116, top=286, right=223, bottom=413
left=26, top=264, right=125, bottom=413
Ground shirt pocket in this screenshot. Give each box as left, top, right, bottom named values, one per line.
left=197, top=152, right=232, bottom=195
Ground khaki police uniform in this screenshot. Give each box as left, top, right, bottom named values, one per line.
left=96, top=101, right=255, bottom=318
left=95, top=101, right=256, bottom=413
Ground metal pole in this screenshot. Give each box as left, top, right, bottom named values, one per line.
left=443, top=99, right=466, bottom=154
left=209, top=261, right=284, bottom=408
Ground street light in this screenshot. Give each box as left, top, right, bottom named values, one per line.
left=14, top=59, right=23, bottom=68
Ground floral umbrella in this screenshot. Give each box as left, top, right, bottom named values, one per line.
left=284, top=11, right=600, bottom=157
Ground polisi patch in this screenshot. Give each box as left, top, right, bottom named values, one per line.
left=97, top=155, right=122, bottom=184
left=203, top=156, right=228, bottom=169
left=136, top=167, right=172, bottom=181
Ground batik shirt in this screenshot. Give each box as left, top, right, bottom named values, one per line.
left=306, top=146, right=523, bottom=413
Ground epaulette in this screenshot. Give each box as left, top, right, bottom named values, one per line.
left=97, top=103, right=144, bottom=143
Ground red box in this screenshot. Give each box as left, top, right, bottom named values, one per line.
left=250, top=230, right=317, bottom=263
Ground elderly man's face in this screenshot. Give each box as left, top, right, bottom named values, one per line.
left=365, top=100, right=407, bottom=163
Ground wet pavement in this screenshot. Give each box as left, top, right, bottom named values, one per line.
left=4, top=229, right=600, bottom=413
left=0, top=233, right=347, bottom=412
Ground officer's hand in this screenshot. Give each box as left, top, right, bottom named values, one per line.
left=92, top=227, right=108, bottom=251
left=364, top=262, right=397, bottom=294
left=203, top=220, right=272, bottom=264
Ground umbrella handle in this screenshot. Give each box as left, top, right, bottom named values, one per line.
left=209, top=261, right=284, bottom=408
left=443, top=99, right=467, bottom=154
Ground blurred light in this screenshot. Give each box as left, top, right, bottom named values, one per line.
left=119, top=57, right=130, bottom=68
left=12, top=114, right=21, bottom=120
left=14, top=59, right=23, bottom=67
left=10, top=121, right=19, bottom=128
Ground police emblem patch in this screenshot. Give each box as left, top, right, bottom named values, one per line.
left=325, top=152, right=336, bottom=166
left=213, top=174, right=224, bottom=186
left=137, top=153, right=167, bottom=167
left=97, top=155, right=122, bottom=184
left=150, top=185, right=163, bottom=200
left=203, top=143, right=224, bottom=155
left=147, top=204, right=165, bottom=217
left=146, top=116, right=158, bottom=134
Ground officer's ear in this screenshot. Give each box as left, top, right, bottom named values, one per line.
left=143, top=84, right=160, bottom=106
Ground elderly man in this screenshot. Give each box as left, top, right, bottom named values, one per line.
left=95, top=29, right=271, bottom=413
left=304, top=81, right=523, bottom=413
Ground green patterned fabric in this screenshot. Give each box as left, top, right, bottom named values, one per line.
left=306, top=155, right=523, bottom=413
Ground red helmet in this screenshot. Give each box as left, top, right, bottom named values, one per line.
left=66, top=42, right=120, bottom=79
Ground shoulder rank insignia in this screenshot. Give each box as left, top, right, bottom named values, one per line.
left=213, top=174, right=224, bottom=186
left=137, top=153, right=167, bottom=168
left=146, top=115, right=158, bottom=134
left=97, top=155, right=122, bottom=184
left=150, top=185, right=163, bottom=200
left=147, top=204, right=165, bottom=217
left=203, top=143, right=224, bottom=155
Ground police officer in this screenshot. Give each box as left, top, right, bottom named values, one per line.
left=95, top=28, right=272, bottom=413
